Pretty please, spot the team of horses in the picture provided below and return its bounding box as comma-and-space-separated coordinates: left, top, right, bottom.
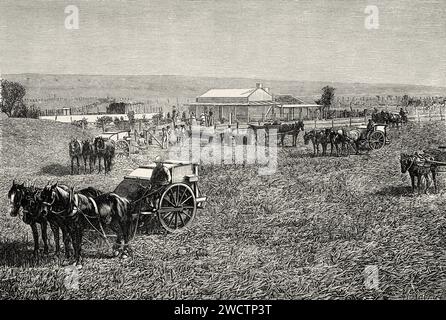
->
69, 136, 115, 174
400, 152, 440, 194
372, 110, 407, 127
8, 180, 138, 268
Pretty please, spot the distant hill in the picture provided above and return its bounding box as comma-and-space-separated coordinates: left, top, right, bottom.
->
4, 74, 446, 106
0, 117, 93, 175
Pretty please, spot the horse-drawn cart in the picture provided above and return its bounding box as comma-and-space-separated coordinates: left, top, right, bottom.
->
423, 147, 446, 173
97, 130, 131, 157
343, 124, 388, 155
113, 160, 206, 232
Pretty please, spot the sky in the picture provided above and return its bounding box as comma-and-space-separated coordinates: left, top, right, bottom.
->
0, 0, 445, 86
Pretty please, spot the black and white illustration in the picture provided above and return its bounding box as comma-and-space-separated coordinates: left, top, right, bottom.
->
0, 0, 445, 300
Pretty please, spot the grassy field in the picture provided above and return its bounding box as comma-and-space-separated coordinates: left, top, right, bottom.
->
0, 117, 445, 299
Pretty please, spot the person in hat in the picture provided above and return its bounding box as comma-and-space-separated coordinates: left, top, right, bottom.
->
150, 155, 171, 187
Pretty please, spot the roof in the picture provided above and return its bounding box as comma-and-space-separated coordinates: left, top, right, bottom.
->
274, 95, 305, 104
280, 104, 321, 108
186, 101, 279, 106
199, 88, 257, 98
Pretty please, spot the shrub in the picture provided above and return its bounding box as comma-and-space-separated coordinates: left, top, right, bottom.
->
72, 117, 88, 129
96, 116, 113, 128
13, 103, 40, 119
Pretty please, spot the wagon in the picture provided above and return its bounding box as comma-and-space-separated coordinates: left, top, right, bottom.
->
343, 124, 388, 155
362, 124, 388, 150
96, 130, 131, 157
422, 146, 446, 173
113, 160, 206, 232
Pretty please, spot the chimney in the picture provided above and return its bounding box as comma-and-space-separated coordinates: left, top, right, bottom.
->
256, 83, 263, 89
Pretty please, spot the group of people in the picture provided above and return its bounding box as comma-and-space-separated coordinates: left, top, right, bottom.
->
161, 124, 188, 148
189, 110, 214, 127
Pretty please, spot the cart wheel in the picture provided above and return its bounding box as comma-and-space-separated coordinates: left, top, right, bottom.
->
157, 183, 197, 233
116, 139, 130, 157
369, 131, 385, 150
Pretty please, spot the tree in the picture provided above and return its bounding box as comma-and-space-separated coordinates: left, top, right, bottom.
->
96, 116, 113, 130
315, 86, 335, 119
1, 80, 26, 117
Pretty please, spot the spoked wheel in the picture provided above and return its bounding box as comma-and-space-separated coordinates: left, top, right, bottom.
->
157, 183, 197, 233
116, 139, 130, 157
368, 131, 385, 150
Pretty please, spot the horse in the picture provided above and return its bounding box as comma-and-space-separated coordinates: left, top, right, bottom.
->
278, 121, 305, 147
303, 129, 330, 156
38, 183, 103, 267
388, 113, 401, 128
69, 138, 83, 174
81, 140, 96, 174
94, 137, 115, 174
8, 181, 53, 257
400, 153, 437, 194
325, 128, 349, 157
69, 188, 137, 261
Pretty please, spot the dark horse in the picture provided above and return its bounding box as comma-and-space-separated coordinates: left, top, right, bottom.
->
278, 120, 305, 147
69, 188, 137, 260
400, 153, 438, 194
327, 128, 351, 157
69, 138, 82, 174
39, 183, 131, 268
81, 140, 96, 174
94, 137, 115, 174
38, 183, 103, 267
303, 129, 330, 156
8, 181, 55, 257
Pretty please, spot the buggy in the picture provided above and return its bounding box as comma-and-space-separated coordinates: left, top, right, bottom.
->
342, 124, 389, 155
96, 130, 131, 157
113, 160, 206, 232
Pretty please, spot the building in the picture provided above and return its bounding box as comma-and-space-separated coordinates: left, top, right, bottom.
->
186, 83, 279, 123
273, 95, 321, 120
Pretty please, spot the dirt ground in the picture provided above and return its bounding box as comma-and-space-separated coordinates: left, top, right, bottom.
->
0, 118, 445, 299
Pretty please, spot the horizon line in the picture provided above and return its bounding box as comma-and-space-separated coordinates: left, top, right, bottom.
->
2, 72, 446, 90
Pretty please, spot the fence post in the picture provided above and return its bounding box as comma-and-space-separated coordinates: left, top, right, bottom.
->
314, 118, 317, 129
332, 118, 334, 128
349, 116, 352, 127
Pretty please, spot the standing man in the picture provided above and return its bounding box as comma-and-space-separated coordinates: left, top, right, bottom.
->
161, 127, 168, 149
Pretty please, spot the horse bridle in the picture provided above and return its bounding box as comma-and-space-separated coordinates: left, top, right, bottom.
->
402, 156, 415, 172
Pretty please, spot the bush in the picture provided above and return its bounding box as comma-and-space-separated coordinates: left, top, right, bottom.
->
13, 103, 40, 119
72, 117, 88, 129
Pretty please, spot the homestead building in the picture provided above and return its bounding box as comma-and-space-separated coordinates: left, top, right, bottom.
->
186, 83, 278, 123
186, 83, 321, 123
